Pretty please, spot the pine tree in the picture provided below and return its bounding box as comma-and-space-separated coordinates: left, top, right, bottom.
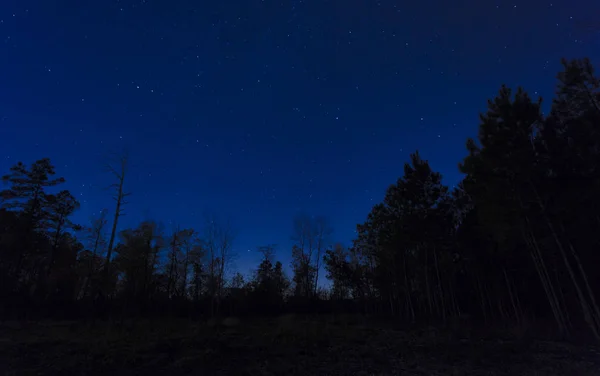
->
537, 58, 600, 338
0, 158, 66, 289
459, 85, 569, 334
1, 158, 65, 228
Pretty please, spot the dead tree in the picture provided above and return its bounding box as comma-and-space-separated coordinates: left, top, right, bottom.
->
102, 153, 131, 297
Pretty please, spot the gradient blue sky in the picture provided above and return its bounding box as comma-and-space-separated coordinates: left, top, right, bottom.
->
1, 0, 598, 276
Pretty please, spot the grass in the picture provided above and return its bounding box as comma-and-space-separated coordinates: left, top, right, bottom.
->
0, 315, 598, 375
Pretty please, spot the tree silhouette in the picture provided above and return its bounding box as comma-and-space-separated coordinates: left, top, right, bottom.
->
103, 153, 131, 297
0, 57, 599, 343
0, 158, 69, 297
251, 245, 290, 313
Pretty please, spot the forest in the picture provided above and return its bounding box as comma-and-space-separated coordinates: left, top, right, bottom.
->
1, 58, 600, 374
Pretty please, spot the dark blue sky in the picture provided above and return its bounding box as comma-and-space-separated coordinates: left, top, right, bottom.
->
1, 0, 598, 276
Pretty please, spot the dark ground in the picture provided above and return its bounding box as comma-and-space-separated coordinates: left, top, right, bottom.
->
0, 315, 598, 375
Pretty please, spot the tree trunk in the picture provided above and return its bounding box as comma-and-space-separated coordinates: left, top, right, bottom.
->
476, 274, 488, 323
530, 182, 599, 339
525, 226, 567, 336
81, 225, 102, 300
563, 227, 600, 330
503, 268, 521, 324
167, 233, 178, 299
104, 179, 124, 293
433, 245, 446, 323
181, 253, 189, 298
424, 247, 433, 318
403, 256, 415, 322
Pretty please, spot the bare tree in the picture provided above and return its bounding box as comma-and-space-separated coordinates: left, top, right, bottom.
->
257, 244, 277, 263
203, 213, 236, 315
179, 229, 202, 298
313, 215, 332, 295
291, 213, 317, 298
163, 226, 201, 299
102, 153, 131, 295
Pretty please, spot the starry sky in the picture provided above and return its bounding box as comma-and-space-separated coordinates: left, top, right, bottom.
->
0, 0, 598, 276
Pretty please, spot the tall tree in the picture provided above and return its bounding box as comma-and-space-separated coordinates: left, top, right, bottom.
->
178, 229, 202, 299
460, 85, 569, 334
203, 213, 235, 315
536, 58, 600, 338
0, 158, 66, 289
323, 243, 352, 300
290, 214, 325, 299
0, 158, 65, 230
350, 151, 455, 320
103, 153, 131, 294
312, 216, 332, 295
114, 221, 164, 304
291, 244, 316, 299
166, 227, 183, 299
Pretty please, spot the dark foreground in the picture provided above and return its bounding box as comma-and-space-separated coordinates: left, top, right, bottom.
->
0, 316, 598, 375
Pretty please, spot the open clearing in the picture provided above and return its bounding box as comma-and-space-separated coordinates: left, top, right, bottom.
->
0, 317, 598, 375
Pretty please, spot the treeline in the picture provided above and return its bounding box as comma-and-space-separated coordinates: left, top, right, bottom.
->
1, 58, 599, 341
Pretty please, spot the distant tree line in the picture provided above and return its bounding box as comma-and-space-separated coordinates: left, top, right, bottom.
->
1, 58, 599, 341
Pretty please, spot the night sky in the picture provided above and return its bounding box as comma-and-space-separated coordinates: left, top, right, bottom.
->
1, 1, 598, 276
